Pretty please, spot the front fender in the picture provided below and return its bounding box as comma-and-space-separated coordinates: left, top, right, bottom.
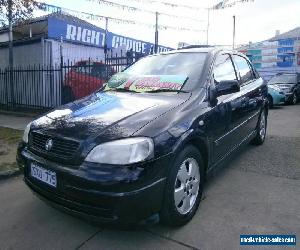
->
171, 128, 210, 168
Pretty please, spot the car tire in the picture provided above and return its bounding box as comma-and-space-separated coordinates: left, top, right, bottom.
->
267, 95, 273, 109
251, 109, 267, 145
290, 92, 297, 105
160, 145, 204, 226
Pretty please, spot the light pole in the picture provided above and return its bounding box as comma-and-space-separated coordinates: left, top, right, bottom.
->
104, 17, 108, 57
232, 15, 236, 49
8, 0, 13, 69
206, 8, 210, 45
154, 11, 159, 53
8, 0, 15, 107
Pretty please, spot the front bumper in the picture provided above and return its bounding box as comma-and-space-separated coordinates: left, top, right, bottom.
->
272, 93, 286, 105
17, 143, 171, 224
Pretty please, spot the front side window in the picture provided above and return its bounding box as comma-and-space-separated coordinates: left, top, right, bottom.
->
213, 54, 237, 84
232, 55, 254, 84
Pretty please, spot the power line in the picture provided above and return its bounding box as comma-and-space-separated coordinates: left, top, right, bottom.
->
38, 3, 206, 32
211, 0, 255, 10
116, 0, 206, 11
85, 0, 206, 23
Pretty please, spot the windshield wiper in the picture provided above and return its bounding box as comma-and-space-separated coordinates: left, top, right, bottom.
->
105, 88, 139, 93
145, 89, 189, 93
104, 88, 189, 94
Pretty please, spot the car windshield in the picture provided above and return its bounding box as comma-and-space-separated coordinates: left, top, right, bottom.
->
268, 74, 297, 84
105, 52, 207, 92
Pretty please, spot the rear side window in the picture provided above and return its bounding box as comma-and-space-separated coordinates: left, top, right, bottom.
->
213, 54, 237, 84
74, 62, 91, 75
232, 55, 254, 84
91, 64, 106, 78
91, 65, 115, 79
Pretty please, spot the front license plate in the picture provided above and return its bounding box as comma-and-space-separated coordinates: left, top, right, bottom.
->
30, 163, 57, 188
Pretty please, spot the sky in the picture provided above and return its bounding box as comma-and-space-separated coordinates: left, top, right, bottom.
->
35, 0, 300, 48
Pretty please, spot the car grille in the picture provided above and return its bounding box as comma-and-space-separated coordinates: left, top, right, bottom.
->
29, 131, 80, 160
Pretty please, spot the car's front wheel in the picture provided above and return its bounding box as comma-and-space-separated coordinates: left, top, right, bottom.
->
160, 145, 204, 226
291, 92, 297, 105
251, 109, 267, 145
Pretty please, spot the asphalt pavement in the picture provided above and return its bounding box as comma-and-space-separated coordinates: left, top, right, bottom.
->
0, 104, 299, 250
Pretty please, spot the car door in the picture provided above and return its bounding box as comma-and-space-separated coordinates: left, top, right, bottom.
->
232, 54, 263, 140
209, 53, 240, 163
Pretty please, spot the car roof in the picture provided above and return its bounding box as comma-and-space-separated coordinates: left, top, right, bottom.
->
161, 47, 217, 55
158, 46, 244, 58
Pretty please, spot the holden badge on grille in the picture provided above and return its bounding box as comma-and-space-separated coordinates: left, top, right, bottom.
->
45, 139, 53, 151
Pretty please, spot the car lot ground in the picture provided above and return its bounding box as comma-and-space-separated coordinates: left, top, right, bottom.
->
0, 104, 299, 250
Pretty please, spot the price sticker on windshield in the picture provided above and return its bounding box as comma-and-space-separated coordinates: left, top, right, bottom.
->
106, 73, 188, 92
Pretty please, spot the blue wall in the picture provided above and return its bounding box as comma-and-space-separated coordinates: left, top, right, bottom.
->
48, 17, 173, 55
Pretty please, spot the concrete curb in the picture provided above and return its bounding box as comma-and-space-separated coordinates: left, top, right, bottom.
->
0, 114, 35, 130
0, 110, 40, 118
0, 168, 22, 180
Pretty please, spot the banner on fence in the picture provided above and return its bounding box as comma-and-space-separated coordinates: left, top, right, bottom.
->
48, 17, 173, 54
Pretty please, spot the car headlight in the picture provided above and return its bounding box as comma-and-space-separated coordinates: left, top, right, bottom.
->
85, 137, 154, 165
22, 122, 32, 143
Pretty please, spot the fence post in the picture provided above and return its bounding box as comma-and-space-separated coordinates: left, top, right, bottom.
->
9, 66, 15, 109
4, 68, 9, 110
60, 54, 64, 105
126, 49, 134, 66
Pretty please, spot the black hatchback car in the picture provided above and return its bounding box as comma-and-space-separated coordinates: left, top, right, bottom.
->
17, 47, 268, 226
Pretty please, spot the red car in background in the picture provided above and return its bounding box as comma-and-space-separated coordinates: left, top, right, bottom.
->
63, 61, 115, 102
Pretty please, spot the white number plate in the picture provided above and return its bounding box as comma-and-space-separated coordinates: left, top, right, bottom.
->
30, 163, 57, 188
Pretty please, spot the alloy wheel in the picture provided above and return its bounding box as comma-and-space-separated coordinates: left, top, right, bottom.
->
292, 93, 297, 105
174, 158, 200, 215
259, 112, 266, 140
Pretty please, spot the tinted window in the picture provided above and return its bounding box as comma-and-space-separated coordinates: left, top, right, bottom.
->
232, 55, 253, 84
213, 54, 237, 83
268, 74, 297, 84
74, 63, 114, 79
91, 64, 114, 79
74, 62, 90, 75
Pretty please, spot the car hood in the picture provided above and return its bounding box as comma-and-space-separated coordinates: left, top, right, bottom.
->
31, 91, 191, 141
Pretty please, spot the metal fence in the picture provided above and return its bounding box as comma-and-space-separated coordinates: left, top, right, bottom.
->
105, 49, 144, 72
0, 51, 144, 112
0, 65, 61, 111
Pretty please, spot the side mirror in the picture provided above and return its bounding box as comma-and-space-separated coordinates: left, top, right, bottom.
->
216, 80, 240, 97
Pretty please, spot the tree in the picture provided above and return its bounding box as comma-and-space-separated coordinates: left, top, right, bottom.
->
0, 0, 39, 26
